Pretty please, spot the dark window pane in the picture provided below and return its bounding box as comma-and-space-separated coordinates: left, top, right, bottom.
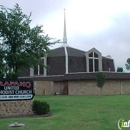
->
89, 59, 93, 72
40, 66, 43, 74
95, 59, 99, 71
94, 52, 98, 58
34, 66, 38, 75
40, 59, 44, 74
107, 61, 110, 68
89, 52, 93, 57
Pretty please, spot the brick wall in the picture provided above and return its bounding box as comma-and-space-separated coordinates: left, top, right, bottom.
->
68, 80, 99, 95
53, 81, 68, 94
121, 79, 130, 94
0, 100, 33, 117
33, 79, 130, 96
34, 81, 68, 95
34, 81, 53, 95
68, 79, 130, 95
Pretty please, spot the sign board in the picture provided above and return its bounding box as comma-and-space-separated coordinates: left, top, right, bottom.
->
0, 80, 34, 101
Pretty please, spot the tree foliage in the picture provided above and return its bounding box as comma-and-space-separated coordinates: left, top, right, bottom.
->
0, 4, 57, 79
117, 67, 123, 72
96, 72, 106, 95
125, 58, 130, 70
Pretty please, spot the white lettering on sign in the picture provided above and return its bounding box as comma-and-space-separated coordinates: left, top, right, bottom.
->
0, 95, 33, 100
4, 86, 19, 90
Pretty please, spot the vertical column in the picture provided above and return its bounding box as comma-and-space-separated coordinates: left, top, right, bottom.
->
38, 65, 40, 75
86, 54, 89, 72
44, 56, 47, 76
64, 47, 68, 74
93, 52, 95, 72
99, 53, 102, 71
30, 67, 34, 76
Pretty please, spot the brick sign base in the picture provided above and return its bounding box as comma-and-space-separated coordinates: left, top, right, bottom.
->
0, 100, 33, 117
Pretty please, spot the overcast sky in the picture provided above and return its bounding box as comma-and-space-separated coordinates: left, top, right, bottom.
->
1, 0, 130, 72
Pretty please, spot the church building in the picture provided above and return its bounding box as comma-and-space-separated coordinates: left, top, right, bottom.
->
20, 9, 115, 77
20, 46, 115, 77
19, 10, 130, 96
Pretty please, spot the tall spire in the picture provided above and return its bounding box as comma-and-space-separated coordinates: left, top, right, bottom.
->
63, 9, 68, 47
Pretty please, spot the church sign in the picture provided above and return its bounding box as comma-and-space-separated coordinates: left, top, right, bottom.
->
0, 80, 34, 101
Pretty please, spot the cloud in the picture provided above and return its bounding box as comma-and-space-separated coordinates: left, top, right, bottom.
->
67, 12, 130, 71
1, 0, 130, 71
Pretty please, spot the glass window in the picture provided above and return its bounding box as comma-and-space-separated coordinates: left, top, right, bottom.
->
40, 65, 43, 74
88, 51, 99, 72
95, 59, 99, 71
89, 59, 93, 72
34, 66, 38, 75
89, 52, 93, 57
94, 52, 98, 58
40, 59, 44, 75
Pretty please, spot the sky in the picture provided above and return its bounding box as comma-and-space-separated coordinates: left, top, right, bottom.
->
0, 0, 130, 72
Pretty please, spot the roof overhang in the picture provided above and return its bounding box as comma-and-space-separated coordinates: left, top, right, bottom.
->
19, 72, 130, 81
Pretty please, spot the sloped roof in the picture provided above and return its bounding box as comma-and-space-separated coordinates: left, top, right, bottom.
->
102, 56, 113, 59
67, 47, 85, 57
48, 46, 86, 57
48, 46, 114, 59
48, 47, 65, 57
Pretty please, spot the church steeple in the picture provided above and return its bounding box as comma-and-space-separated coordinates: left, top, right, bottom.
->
63, 9, 68, 47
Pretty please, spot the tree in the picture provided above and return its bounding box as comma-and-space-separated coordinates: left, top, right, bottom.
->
96, 72, 106, 96
0, 4, 57, 79
125, 58, 130, 70
117, 67, 123, 72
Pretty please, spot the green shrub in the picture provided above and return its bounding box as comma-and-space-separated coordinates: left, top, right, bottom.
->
32, 100, 50, 115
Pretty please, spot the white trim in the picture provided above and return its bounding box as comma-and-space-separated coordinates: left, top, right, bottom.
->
38, 65, 40, 75
105, 55, 112, 59
18, 75, 64, 78
92, 52, 94, 72
44, 56, 47, 76
30, 67, 34, 76
64, 46, 68, 74
85, 48, 102, 72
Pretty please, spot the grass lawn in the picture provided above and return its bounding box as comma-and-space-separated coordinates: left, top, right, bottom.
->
0, 95, 130, 130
